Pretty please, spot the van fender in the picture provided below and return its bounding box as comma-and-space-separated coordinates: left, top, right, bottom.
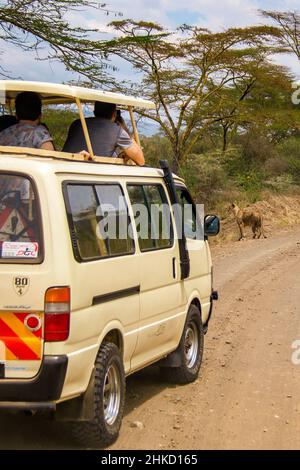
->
187, 288, 214, 325
186, 291, 203, 318
84, 319, 125, 387
96, 320, 125, 356
157, 294, 202, 368
56, 321, 125, 422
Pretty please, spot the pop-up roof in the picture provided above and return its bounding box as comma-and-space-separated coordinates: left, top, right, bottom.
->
0, 80, 155, 109
0, 80, 155, 163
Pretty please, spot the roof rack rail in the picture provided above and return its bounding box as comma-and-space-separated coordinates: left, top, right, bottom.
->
0, 146, 130, 165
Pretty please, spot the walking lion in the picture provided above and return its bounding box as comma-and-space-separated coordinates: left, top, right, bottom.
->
229, 203, 267, 241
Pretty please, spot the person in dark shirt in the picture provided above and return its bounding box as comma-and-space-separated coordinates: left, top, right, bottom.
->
0, 115, 17, 133
63, 101, 145, 166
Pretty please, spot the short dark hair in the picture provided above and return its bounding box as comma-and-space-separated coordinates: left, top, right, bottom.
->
15, 92, 42, 121
94, 101, 116, 119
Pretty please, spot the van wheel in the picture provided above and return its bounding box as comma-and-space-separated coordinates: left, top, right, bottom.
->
164, 305, 204, 384
72, 342, 125, 448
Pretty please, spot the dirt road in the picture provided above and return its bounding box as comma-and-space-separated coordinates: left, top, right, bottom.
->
1, 227, 300, 449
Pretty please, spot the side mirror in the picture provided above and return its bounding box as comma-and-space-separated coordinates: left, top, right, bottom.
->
204, 214, 220, 237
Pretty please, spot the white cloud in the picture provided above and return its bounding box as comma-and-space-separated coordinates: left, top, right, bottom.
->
0, 41, 72, 82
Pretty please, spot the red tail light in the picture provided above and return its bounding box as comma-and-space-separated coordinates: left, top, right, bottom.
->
44, 287, 70, 342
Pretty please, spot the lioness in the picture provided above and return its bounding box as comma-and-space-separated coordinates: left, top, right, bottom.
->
229, 203, 267, 241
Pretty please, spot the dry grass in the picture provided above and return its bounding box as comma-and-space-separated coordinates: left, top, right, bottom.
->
211, 193, 300, 245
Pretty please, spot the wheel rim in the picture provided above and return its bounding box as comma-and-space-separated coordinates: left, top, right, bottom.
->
103, 363, 121, 426
184, 321, 199, 368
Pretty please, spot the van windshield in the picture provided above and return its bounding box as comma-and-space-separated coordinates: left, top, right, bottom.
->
0, 174, 42, 262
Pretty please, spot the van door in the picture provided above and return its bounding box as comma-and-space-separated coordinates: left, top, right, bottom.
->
63, 181, 140, 375
127, 182, 185, 369
175, 185, 212, 323
0, 173, 44, 379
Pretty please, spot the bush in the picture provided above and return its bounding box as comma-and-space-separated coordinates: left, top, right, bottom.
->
277, 137, 300, 183
236, 130, 278, 165
264, 157, 289, 176
43, 106, 78, 150
180, 153, 230, 206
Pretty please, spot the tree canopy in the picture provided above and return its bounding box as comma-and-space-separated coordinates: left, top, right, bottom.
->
0, 0, 122, 81
261, 10, 300, 62
107, 20, 280, 170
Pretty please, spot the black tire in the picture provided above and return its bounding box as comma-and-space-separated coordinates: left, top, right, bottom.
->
72, 342, 125, 448
164, 305, 204, 384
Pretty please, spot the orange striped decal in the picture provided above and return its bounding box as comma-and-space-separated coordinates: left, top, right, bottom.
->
0, 312, 43, 361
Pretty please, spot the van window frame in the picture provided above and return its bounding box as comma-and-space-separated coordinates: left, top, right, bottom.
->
126, 182, 175, 253
175, 184, 204, 241
62, 180, 136, 263
0, 171, 44, 265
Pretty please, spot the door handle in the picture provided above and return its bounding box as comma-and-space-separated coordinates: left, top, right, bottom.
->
172, 257, 176, 279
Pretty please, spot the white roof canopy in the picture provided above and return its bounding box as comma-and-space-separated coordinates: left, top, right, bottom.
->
0, 80, 156, 109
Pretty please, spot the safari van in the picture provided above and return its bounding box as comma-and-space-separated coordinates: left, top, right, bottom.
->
0, 81, 219, 447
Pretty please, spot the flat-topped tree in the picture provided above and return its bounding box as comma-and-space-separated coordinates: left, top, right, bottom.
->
0, 0, 122, 82
207, 61, 298, 152
108, 20, 279, 172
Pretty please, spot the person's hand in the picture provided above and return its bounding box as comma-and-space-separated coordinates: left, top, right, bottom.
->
78, 150, 92, 161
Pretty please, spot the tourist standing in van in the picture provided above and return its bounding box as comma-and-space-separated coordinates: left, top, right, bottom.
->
0, 92, 54, 150
0, 115, 17, 133
63, 101, 145, 166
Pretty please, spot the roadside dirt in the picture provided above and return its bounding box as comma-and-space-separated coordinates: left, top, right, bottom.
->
1, 226, 300, 450
215, 194, 300, 243
110, 226, 300, 450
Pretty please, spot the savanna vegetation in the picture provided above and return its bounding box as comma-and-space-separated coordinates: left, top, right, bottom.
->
1, 2, 300, 217
106, 14, 300, 216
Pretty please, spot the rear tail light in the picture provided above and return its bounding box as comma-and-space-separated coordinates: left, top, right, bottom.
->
44, 287, 70, 342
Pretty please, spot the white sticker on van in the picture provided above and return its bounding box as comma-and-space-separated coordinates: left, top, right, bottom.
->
2, 242, 39, 258
0, 340, 6, 361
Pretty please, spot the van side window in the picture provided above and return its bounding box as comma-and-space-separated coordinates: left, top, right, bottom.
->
64, 183, 134, 262
176, 186, 203, 240
127, 184, 173, 252
95, 185, 134, 256
0, 173, 43, 263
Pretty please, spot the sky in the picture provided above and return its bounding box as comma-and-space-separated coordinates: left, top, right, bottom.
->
1, 0, 300, 84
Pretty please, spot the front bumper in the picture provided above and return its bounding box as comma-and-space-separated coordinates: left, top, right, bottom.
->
0, 355, 68, 405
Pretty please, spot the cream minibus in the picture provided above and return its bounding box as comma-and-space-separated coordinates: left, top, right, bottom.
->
0, 81, 219, 447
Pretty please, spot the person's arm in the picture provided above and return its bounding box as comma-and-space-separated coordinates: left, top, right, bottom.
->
123, 141, 145, 166
116, 126, 145, 166
40, 141, 55, 151
35, 125, 55, 151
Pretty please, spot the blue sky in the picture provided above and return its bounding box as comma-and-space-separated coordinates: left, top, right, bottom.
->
1, 0, 300, 82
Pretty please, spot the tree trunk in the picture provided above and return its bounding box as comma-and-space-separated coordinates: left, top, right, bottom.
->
172, 156, 179, 174
171, 139, 181, 174
222, 124, 229, 152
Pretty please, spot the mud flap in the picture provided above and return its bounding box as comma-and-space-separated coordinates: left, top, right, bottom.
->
156, 350, 182, 368
56, 368, 96, 422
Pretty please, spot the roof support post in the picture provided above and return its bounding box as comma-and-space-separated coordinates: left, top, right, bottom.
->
75, 98, 94, 159
8, 99, 13, 115
128, 106, 141, 147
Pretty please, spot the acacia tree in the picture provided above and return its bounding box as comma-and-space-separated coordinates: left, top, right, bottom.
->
0, 0, 122, 81
261, 10, 300, 62
108, 20, 277, 171
210, 61, 299, 151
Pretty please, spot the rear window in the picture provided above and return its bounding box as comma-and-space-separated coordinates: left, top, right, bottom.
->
0, 173, 43, 263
